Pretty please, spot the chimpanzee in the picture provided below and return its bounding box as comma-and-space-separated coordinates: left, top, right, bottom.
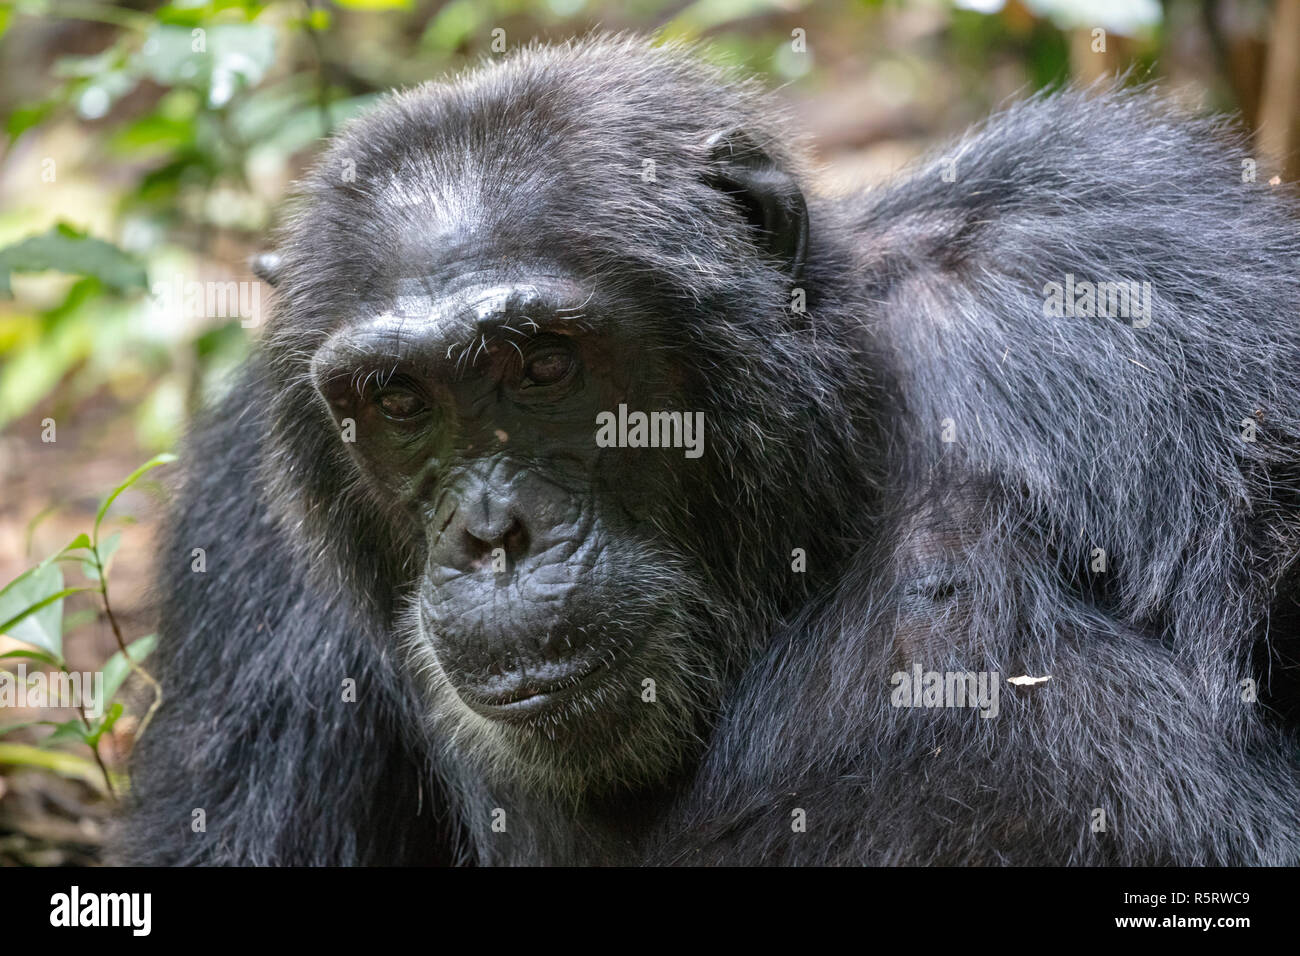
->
116, 35, 1300, 865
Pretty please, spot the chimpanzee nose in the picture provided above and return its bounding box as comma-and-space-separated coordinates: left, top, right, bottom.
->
461, 514, 530, 569
442, 489, 532, 572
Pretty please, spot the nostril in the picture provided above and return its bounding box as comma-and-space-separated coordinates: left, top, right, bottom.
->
461, 528, 490, 559
461, 516, 530, 568
502, 519, 529, 559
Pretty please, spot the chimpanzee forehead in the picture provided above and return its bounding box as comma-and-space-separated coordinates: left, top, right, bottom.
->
343, 48, 756, 198
289, 44, 790, 311
307, 121, 670, 284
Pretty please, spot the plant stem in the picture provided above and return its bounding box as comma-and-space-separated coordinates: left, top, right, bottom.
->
74, 692, 116, 799
93, 549, 163, 742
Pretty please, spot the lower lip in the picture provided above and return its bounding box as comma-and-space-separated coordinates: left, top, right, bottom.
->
464, 659, 612, 720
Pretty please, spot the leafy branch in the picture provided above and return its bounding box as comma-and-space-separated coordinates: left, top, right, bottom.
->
0, 453, 174, 796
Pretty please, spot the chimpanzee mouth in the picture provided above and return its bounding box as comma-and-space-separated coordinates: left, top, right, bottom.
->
457, 655, 617, 722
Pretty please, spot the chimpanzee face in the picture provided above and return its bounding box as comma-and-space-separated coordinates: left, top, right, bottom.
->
265, 59, 809, 797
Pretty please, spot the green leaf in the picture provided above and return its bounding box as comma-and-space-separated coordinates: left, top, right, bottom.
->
247, 93, 381, 158
85, 701, 125, 748
0, 742, 108, 792
136, 23, 276, 107
0, 226, 148, 298
73, 68, 140, 121
84, 530, 123, 583
43, 718, 89, 746
93, 452, 178, 545
102, 633, 158, 703
65, 533, 92, 552
154, 0, 271, 28
0, 587, 93, 650
0, 648, 64, 668
420, 0, 483, 52
0, 534, 90, 607
5, 101, 56, 142
300, 7, 331, 30
0, 563, 76, 656
0, 720, 55, 738
335, 0, 413, 9
108, 112, 196, 157
0, 563, 45, 605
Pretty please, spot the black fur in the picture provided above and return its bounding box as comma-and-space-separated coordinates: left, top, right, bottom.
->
116, 36, 1300, 865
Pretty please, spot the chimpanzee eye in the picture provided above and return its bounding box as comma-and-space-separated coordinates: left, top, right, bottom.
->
375, 388, 427, 420
522, 348, 575, 387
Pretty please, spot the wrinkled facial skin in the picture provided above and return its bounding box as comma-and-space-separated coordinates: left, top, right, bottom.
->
269, 53, 816, 802
308, 269, 721, 798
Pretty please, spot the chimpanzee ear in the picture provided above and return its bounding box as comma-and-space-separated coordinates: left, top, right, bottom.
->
251, 250, 283, 287
703, 129, 808, 283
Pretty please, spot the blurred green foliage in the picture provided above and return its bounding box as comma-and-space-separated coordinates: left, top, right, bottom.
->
0, 0, 1173, 448
0, 453, 173, 795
